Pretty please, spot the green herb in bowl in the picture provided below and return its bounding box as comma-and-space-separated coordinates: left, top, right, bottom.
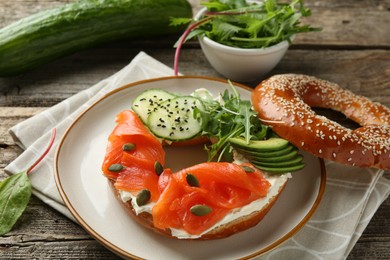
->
171, 0, 321, 80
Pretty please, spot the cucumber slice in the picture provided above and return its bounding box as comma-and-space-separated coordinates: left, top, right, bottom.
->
147, 96, 204, 141
132, 89, 176, 124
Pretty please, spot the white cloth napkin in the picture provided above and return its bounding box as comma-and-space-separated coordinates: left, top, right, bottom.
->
5, 52, 390, 259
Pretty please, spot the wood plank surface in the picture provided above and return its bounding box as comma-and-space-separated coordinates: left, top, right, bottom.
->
1, 0, 389, 48
1, 48, 389, 107
0, 0, 389, 259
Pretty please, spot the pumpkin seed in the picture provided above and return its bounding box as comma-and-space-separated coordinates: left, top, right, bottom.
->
190, 204, 212, 216
108, 163, 124, 172
241, 165, 255, 173
186, 173, 199, 187
136, 189, 151, 206
122, 142, 136, 151
154, 161, 164, 176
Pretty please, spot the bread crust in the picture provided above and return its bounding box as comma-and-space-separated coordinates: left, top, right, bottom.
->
109, 176, 288, 240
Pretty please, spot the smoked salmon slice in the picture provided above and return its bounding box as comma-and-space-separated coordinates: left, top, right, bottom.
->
153, 162, 271, 235
114, 166, 160, 202
101, 110, 164, 200
102, 109, 272, 236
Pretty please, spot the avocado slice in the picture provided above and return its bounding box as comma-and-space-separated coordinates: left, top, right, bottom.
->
249, 150, 300, 163
252, 155, 303, 167
252, 162, 305, 174
234, 145, 296, 159
229, 137, 290, 152
229, 137, 305, 173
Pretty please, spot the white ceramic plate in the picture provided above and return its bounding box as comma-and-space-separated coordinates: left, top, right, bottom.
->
55, 76, 326, 260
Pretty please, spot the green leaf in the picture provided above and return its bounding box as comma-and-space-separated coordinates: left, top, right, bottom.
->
265, 0, 277, 13
241, 102, 252, 144
193, 81, 271, 161
173, 0, 321, 49
211, 18, 242, 41
0, 171, 32, 236
202, 0, 247, 11
202, 1, 230, 11
173, 28, 206, 48
0, 128, 56, 236
169, 17, 192, 27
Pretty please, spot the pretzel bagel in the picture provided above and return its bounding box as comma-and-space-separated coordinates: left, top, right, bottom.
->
251, 74, 390, 169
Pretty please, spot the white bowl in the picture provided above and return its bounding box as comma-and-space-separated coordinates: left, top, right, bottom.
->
195, 8, 291, 82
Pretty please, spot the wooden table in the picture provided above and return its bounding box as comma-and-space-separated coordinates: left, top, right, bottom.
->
1, 0, 389, 259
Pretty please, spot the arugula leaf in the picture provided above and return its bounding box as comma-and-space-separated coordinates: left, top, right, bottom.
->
265, 0, 277, 13
240, 101, 252, 144
193, 83, 269, 161
202, 0, 248, 10
172, 0, 321, 49
209, 19, 242, 41
169, 17, 193, 27
0, 171, 31, 236
201, 1, 231, 11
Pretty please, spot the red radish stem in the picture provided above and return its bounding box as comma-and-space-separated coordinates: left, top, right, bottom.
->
27, 128, 57, 174
174, 17, 211, 76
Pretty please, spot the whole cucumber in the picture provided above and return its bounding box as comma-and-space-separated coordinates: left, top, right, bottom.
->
0, 0, 192, 76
